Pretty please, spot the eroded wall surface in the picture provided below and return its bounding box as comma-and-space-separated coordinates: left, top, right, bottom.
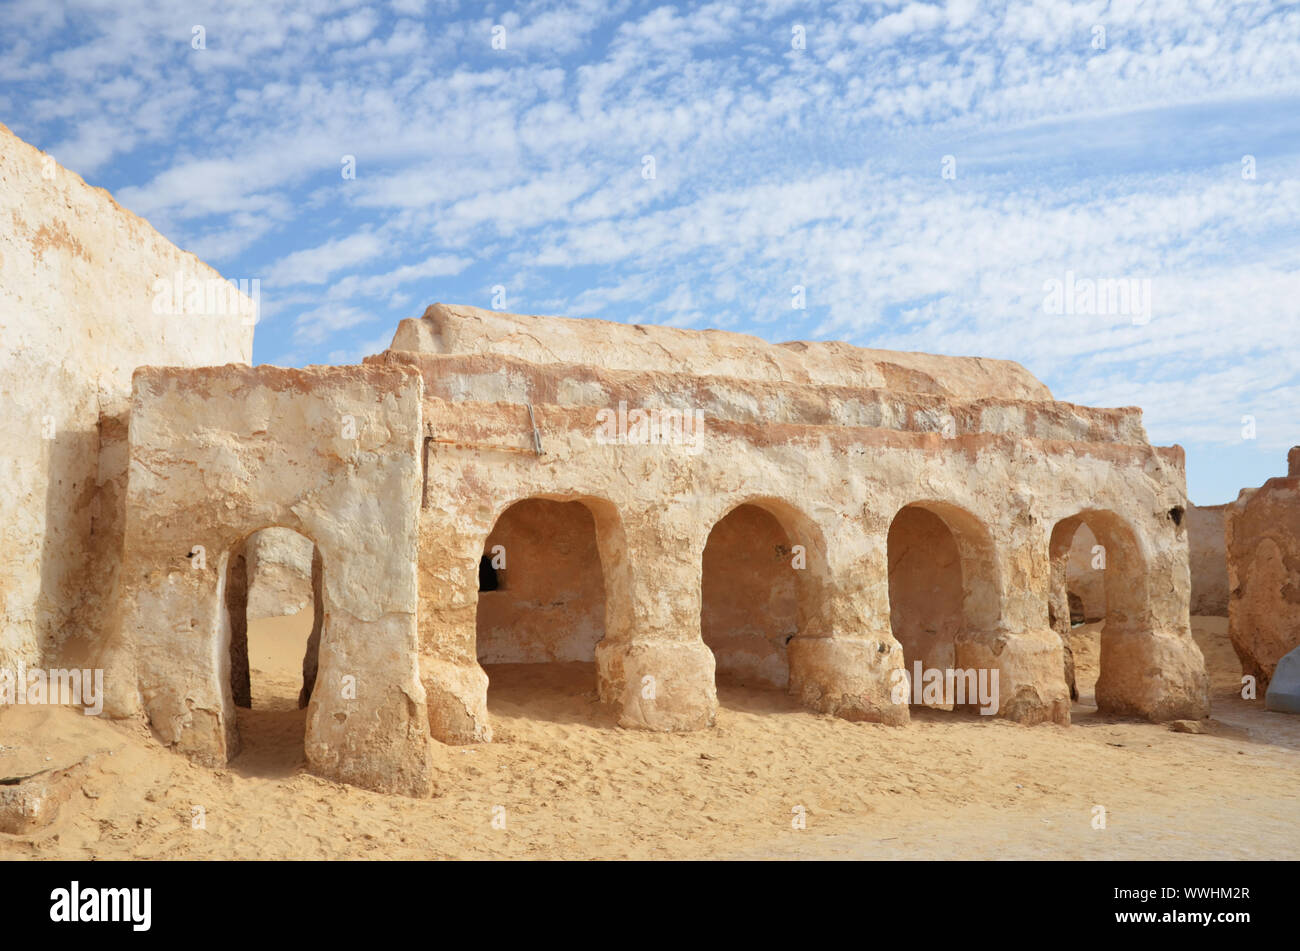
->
0, 122, 252, 673
114, 364, 432, 796
1188, 502, 1229, 617
99, 301, 1213, 795
378, 304, 1208, 743
392, 303, 1054, 401
1226, 450, 1300, 690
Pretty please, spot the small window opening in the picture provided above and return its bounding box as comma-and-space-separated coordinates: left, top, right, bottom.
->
479, 555, 500, 592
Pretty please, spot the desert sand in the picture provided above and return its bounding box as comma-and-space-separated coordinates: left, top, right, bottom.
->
2, 616, 1297, 860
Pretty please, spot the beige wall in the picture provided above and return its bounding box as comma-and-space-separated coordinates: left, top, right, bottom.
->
104, 306, 1212, 794
1188, 503, 1229, 616
0, 123, 252, 672
393, 303, 1055, 401
245, 527, 315, 620
396, 336, 1207, 739
114, 364, 430, 796
1226, 452, 1300, 689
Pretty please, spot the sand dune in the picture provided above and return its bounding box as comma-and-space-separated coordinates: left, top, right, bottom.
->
3, 616, 1298, 860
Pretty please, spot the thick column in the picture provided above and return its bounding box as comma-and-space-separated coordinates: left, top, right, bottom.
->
129, 558, 237, 765
787, 524, 909, 725
595, 505, 717, 731
956, 624, 1072, 725
1097, 627, 1209, 720
959, 521, 1071, 726
418, 513, 492, 744
1089, 509, 1209, 721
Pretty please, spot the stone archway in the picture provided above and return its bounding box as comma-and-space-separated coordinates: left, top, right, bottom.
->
696, 496, 836, 715
1049, 510, 1148, 714
700, 503, 801, 690
473, 496, 623, 725
119, 363, 432, 796
887, 501, 1001, 712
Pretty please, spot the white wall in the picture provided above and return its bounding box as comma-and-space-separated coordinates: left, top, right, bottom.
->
0, 122, 253, 671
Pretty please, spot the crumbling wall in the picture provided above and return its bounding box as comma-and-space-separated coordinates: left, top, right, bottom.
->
0, 122, 252, 674
392, 303, 1054, 401
382, 305, 1206, 738
113, 363, 432, 796
1226, 449, 1300, 690
1188, 502, 1229, 616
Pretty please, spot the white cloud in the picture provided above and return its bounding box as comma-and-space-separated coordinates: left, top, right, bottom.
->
293, 303, 375, 345
267, 233, 388, 286
48, 116, 125, 175
4, 0, 1298, 499
326, 253, 473, 300
323, 8, 380, 45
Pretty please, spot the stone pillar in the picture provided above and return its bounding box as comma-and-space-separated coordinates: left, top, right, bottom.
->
962, 522, 1071, 726
1096, 626, 1209, 720
594, 505, 717, 731
957, 624, 1072, 725
786, 524, 909, 725
301, 591, 434, 798
129, 559, 238, 765
418, 512, 492, 744
1092, 510, 1208, 722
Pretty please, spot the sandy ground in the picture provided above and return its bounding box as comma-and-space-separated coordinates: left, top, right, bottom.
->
2, 615, 1298, 860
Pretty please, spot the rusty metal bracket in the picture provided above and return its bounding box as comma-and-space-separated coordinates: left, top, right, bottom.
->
421, 429, 435, 509
526, 402, 544, 456
421, 407, 544, 509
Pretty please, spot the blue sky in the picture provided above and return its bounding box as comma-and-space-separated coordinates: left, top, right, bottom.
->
3, 0, 1298, 504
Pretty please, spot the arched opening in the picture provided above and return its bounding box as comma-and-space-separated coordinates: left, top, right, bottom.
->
1050, 520, 1108, 705
887, 502, 999, 712
1064, 523, 1108, 628
225, 527, 322, 773
474, 498, 609, 723
1049, 510, 1146, 713
700, 504, 800, 691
